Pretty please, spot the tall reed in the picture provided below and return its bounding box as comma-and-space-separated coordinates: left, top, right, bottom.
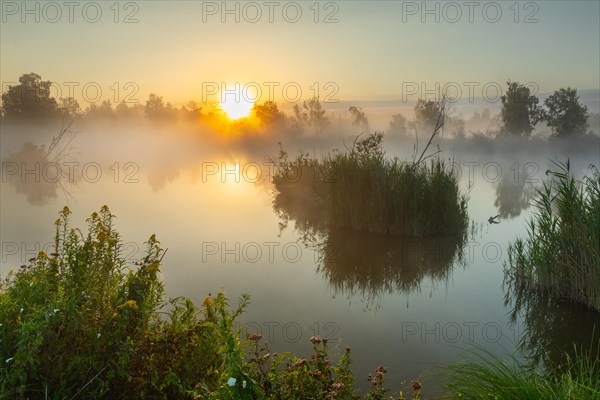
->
443, 344, 600, 399
272, 133, 469, 236
505, 159, 600, 310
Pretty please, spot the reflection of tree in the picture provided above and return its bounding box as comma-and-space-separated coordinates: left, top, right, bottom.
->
273, 188, 466, 308
504, 283, 600, 372
494, 174, 535, 219
4, 123, 77, 204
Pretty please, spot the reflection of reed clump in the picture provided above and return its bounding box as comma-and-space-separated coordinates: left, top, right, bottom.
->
504, 287, 600, 374
273, 169, 467, 305
317, 229, 465, 302
273, 171, 327, 241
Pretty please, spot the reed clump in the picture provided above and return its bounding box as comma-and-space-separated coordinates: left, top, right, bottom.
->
443, 344, 600, 399
272, 132, 469, 236
505, 159, 600, 311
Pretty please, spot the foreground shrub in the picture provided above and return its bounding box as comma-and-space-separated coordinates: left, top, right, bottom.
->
0, 207, 423, 399
0, 206, 253, 399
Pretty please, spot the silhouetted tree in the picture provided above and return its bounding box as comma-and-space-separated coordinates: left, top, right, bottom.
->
292, 97, 329, 134
446, 115, 466, 137
414, 99, 444, 134
387, 113, 408, 136
1, 73, 60, 120
180, 101, 203, 121
144, 93, 176, 120
348, 106, 369, 132
58, 97, 82, 119
114, 102, 138, 119
253, 101, 283, 125
542, 87, 589, 137
85, 100, 115, 119
500, 81, 542, 136
467, 108, 492, 132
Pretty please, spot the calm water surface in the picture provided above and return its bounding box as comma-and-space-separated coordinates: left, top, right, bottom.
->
2, 124, 599, 396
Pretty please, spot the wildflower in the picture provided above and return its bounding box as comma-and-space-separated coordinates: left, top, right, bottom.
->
310, 335, 322, 344
242, 380, 247, 389
123, 300, 138, 310
29, 282, 33, 287
293, 358, 307, 367
227, 377, 236, 387
97, 333, 101, 339
20, 308, 24, 313
202, 296, 213, 307
247, 333, 263, 342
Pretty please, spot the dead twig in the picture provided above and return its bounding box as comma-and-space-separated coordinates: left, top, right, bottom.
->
414, 94, 447, 165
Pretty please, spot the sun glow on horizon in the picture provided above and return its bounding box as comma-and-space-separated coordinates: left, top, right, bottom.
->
219, 86, 255, 120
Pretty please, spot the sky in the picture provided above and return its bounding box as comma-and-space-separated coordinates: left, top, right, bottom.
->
1, 1, 599, 108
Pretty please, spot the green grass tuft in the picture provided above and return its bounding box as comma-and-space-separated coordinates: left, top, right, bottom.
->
443, 344, 600, 400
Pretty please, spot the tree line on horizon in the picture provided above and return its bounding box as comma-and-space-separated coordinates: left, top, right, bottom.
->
1, 73, 597, 139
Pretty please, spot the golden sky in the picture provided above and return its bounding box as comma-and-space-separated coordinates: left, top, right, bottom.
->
1, 1, 599, 108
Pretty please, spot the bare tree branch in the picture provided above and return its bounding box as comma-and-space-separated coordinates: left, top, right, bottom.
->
414, 94, 447, 165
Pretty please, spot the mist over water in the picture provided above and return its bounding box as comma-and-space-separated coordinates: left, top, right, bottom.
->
2, 0, 599, 396
2, 114, 598, 395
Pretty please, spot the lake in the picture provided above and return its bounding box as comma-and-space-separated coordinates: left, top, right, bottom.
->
1, 121, 599, 396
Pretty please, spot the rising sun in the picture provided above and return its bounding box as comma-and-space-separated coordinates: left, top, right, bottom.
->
219, 87, 254, 120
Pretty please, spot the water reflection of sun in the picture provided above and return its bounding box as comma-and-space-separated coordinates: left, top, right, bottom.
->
219, 86, 254, 120
200, 160, 257, 196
